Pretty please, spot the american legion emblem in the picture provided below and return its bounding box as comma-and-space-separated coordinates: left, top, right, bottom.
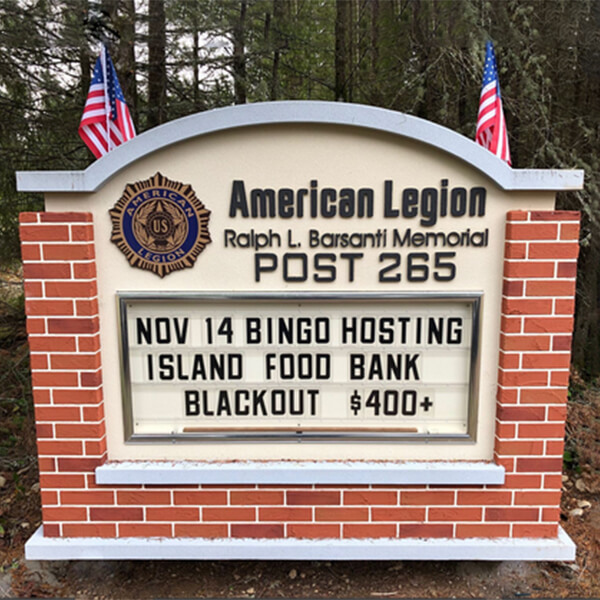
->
109, 172, 211, 277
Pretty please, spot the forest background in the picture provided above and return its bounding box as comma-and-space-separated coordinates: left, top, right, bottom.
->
1, 0, 600, 376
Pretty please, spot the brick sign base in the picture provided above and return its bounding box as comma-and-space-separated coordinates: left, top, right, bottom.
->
19, 208, 579, 560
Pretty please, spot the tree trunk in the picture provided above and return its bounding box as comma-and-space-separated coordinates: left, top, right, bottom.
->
147, 0, 167, 127
335, 0, 350, 101
121, 0, 138, 127
232, 0, 247, 104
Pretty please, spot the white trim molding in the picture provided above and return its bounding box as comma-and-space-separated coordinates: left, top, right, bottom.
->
25, 526, 575, 561
95, 460, 505, 486
16, 101, 583, 193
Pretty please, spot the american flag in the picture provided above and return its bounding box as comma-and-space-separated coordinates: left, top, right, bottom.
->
476, 41, 511, 165
79, 45, 136, 159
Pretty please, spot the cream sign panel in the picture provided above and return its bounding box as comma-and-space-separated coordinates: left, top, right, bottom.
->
43, 122, 557, 461
121, 295, 479, 441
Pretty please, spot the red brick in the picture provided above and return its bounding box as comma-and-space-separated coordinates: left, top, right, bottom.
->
38, 457, 56, 472
552, 335, 572, 351
90, 507, 143, 521
29, 335, 77, 352
506, 223, 558, 240
119, 524, 172, 537
524, 317, 574, 334
500, 334, 550, 352
520, 389, 566, 404
497, 406, 545, 422
542, 507, 561, 521
498, 353, 520, 369
544, 474, 564, 490
502, 298, 553, 315
23, 263, 71, 279
504, 242, 527, 259
259, 507, 312, 521
513, 523, 557, 538
203, 507, 256, 521
43, 244, 95, 261
502, 474, 542, 489
42, 506, 87, 521
55, 423, 104, 438
486, 507, 539, 521
85, 439, 107, 455
457, 491, 512, 505
527, 242, 579, 260
555, 299, 575, 314
57, 457, 103, 472
503, 280, 524, 296
514, 491, 561, 505
521, 353, 571, 369
32, 372, 79, 388
315, 507, 368, 521
20, 225, 69, 242
173, 491, 227, 505
287, 523, 340, 538
41, 490, 58, 505
429, 507, 482, 521
45, 281, 97, 298
19, 213, 39, 223
36, 423, 53, 438
73, 263, 97, 279
343, 524, 396, 538
507, 211, 528, 222
494, 457, 514, 472
71, 225, 95, 241
21, 244, 41, 261
399, 524, 452, 538
53, 389, 103, 404
40, 212, 92, 223
518, 423, 565, 438
26, 319, 46, 334
371, 507, 426, 521
61, 491, 114, 505
50, 353, 101, 370
116, 491, 171, 505
174, 524, 228, 537
230, 491, 284, 505
498, 371, 548, 387
546, 440, 565, 455
47, 317, 98, 334
504, 261, 554, 278
83, 406, 105, 421
63, 523, 116, 538
548, 406, 567, 421
146, 507, 199, 521
496, 422, 516, 438
456, 524, 510, 538
38, 440, 82, 455
80, 371, 102, 387
33, 389, 51, 405
76, 299, 99, 316
40, 473, 86, 488
231, 524, 284, 538
343, 491, 397, 505
526, 280, 576, 297
24, 281, 43, 298
495, 440, 544, 456
287, 490, 340, 505
516, 457, 563, 472
560, 222, 580, 240
30, 354, 49, 370
43, 523, 60, 537
550, 371, 570, 386
497, 388, 518, 404
557, 262, 578, 278
401, 491, 454, 505
530, 211, 579, 222
78, 335, 101, 352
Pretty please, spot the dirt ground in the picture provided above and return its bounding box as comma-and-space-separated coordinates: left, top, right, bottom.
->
1, 272, 600, 599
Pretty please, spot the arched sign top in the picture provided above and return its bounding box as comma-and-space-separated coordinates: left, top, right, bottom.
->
16, 101, 583, 193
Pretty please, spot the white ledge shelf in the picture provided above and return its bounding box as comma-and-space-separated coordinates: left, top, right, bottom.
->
95, 461, 505, 486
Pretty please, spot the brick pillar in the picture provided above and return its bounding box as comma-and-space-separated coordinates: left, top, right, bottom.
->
20, 212, 107, 538
495, 210, 580, 537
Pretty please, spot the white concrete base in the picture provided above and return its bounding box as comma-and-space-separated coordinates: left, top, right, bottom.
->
25, 526, 575, 562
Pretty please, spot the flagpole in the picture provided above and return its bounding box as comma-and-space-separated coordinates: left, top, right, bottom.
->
100, 44, 112, 152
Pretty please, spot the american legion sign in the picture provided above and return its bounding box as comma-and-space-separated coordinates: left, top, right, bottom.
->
17, 102, 583, 560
